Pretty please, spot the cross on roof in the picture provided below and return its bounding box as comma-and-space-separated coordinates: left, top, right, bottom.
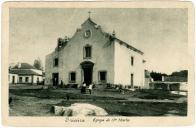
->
88, 11, 91, 18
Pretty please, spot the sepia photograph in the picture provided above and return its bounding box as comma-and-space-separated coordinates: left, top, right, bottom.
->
1, 1, 194, 127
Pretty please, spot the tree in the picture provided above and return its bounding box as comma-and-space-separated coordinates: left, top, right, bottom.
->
170, 70, 188, 77
33, 58, 43, 70
150, 71, 168, 81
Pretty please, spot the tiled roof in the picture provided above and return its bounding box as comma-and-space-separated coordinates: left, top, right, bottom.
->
12, 63, 36, 69
114, 37, 144, 55
9, 69, 41, 76
102, 32, 144, 55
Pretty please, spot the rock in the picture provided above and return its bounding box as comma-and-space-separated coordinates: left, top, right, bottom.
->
52, 103, 108, 116
68, 103, 108, 116
53, 106, 65, 116
63, 108, 72, 116
71, 108, 96, 116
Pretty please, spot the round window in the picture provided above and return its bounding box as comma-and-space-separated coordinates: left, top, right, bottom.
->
84, 30, 91, 38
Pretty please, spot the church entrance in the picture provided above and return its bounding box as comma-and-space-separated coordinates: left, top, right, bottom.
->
83, 67, 92, 85
80, 61, 94, 86
52, 73, 59, 86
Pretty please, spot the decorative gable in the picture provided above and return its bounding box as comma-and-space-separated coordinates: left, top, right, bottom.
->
54, 17, 143, 55
81, 18, 97, 27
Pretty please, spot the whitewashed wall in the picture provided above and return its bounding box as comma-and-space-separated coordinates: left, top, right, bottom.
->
18, 75, 32, 83
114, 40, 145, 87
9, 74, 18, 84
45, 20, 114, 85
32, 75, 43, 84
45, 19, 145, 87
16, 75, 43, 84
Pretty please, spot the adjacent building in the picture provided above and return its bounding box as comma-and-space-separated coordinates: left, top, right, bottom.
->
9, 63, 44, 84
45, 17, 147, 88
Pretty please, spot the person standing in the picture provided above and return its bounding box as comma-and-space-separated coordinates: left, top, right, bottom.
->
60, 80, 64, 88
83, 82, 86, 93
88, 83, 93, 94
81, 82, 86, 94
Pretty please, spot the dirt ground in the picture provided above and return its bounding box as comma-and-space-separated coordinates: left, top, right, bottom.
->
9, 84, 187, 116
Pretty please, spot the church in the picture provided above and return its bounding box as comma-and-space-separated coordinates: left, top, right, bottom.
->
45, 15, 146, 88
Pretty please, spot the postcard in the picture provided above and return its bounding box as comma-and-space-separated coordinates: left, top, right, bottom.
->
1, 1, 195, 127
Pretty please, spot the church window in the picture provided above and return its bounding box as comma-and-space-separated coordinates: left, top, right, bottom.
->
69, 72, 76, 83
84, 45, 92, 58
131, 56, 134, 66
99, 71, 107, 82
54, 58, 58, 67
84, 29, 91, 38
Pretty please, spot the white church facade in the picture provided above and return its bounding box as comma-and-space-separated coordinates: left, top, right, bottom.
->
45, 17, 146, 88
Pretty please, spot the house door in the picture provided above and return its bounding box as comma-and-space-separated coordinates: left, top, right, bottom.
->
52, 73, 59, 86
12, 76, 15, 84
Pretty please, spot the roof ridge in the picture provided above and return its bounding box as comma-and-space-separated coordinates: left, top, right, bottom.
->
9, 69, 42, 76
12, 62, 36, 69
82, 18, 144, 55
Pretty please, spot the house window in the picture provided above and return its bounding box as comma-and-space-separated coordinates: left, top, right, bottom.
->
99, 71, 107, 82
69, 72, 76, 83
19, 77, 22, 83
131, 73, 134, 87
12, 76, 15, 84
84, 45, 92, 58
54, 58, 58, 67
25, 77, 29, 82
37, 77, 39, 83
131, 56, 134, 66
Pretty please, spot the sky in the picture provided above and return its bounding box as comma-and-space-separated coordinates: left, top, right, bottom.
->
9, 8, 188, 74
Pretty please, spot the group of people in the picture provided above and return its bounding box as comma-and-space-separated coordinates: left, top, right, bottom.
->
81, 82, 94, 94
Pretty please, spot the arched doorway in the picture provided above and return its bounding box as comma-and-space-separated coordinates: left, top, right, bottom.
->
80, 61, 94, 86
